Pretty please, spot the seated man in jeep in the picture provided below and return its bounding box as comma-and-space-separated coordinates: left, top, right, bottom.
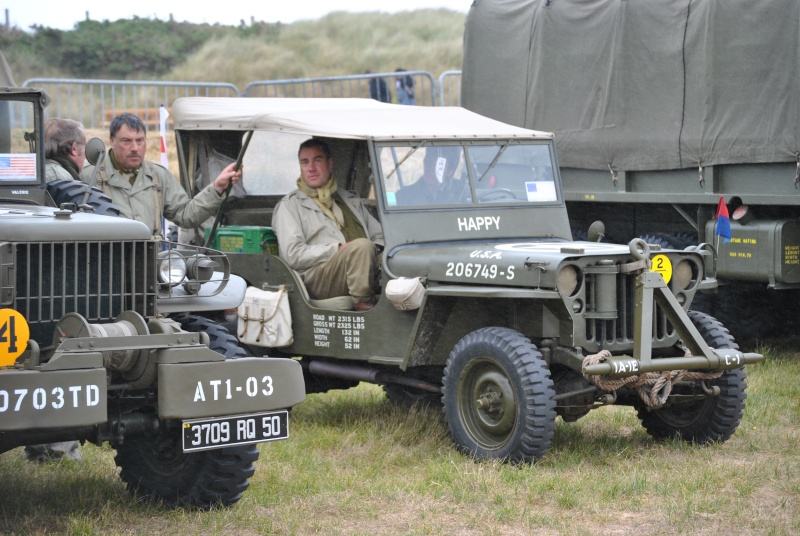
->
44, 118, 86, 182
272, 139, 384, 311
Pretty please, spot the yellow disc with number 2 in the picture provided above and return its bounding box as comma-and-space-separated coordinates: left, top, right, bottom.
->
650, 254, 673, 284
0, 309, 30, 366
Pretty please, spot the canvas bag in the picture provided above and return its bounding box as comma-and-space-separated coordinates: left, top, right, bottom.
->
385, 277, 425, 311
237, 286, 293, 348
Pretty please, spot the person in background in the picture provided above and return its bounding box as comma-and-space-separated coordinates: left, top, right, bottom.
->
395, 146, 464, 206
366, 69, 391, 103
80, 113, 242, 239
43, 118, 86, 182
394, 68, 415, 105
272, 138, 384, 311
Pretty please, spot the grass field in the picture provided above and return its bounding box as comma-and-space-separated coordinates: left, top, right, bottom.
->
1, 339, 797, 535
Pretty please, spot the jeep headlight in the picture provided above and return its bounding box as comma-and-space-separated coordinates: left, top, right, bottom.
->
158, 251, 186, 286
673, 259, 693, 290
185, 255, 218, 283
182, 255, 219, 294
557, 265, 580, 296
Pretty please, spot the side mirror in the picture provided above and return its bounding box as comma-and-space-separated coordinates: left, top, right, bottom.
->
85, 137, 106, 166
82, 137, 107, 207
588, 221, 606, 242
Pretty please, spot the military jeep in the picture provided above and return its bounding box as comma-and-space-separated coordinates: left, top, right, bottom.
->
171, 97, 762, 463
0, 59, 305, 508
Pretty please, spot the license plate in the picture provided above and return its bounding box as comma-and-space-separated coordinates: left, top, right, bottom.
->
182, 410, 288, 452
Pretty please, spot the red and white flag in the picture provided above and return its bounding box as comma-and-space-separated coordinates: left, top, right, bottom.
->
159, 105, 169, 168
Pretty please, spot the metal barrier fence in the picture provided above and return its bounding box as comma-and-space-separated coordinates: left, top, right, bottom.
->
438, 70, 462, 107
21, 71, 463, 129
20, 78, 239, 131
243, 70, 437, 106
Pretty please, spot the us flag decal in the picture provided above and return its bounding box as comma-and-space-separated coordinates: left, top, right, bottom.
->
0, 154, 36, 179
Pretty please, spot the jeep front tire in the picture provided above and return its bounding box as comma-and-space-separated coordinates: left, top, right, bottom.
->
636, 311, 748, 444
442, 327, 556, 463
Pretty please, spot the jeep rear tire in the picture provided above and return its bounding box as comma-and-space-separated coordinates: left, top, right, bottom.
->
46, 179, 120, 216
442, 327, 556, 463
636, 310, 747, 444
114, 315, 255, 508
114, 433, 258, 509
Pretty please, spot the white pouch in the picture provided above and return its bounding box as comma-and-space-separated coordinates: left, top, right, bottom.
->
385, 277, 425, 311
237, 286, 293, 348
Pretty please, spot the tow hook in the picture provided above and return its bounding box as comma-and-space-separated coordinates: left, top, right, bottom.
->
701, 381, 720, 397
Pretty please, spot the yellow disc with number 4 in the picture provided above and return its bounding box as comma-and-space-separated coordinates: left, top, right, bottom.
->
650, 254, 673, 284
0, 309, 30, 366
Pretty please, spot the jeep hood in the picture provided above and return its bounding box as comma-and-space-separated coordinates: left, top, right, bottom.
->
0, 206, 151, 241
388, 241, 633, 290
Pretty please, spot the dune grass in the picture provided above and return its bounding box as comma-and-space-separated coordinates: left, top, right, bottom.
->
161, 10, 464, 92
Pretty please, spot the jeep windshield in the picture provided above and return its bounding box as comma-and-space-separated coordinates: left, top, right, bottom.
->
378, 141, 558, 209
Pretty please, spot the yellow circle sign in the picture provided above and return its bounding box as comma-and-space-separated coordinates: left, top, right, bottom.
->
650, 254, 673, 284
0, 309, 30, 366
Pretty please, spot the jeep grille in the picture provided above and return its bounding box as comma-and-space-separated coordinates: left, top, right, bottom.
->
3, 241, 157, 345
584, 269, 674, 348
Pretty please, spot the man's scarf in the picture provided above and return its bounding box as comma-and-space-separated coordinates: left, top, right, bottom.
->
109, 150, 140, 185
52, 155, 81, 181
296, 176, 344, 229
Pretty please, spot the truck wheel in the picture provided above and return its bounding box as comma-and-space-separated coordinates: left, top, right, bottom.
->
383, 384, 441, 409
46, 179, 120, 216
114, 432, 258, 509
442, 327, 556, 463
114, 315, 255, 508
639, 232, 697, 250
639, 233, 677, 250
636, 310, 747, 444
172, 314, 248, 359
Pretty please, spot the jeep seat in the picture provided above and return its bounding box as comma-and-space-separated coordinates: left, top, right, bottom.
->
306, 292, 355, 311
272, 255, 355, 311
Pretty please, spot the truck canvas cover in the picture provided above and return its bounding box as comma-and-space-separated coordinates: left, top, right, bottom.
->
462, 0, 800, 171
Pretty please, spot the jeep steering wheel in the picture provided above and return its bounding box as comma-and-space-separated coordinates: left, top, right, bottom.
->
478, 188, 517, 202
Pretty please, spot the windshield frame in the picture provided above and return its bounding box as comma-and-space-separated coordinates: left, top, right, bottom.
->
0, 94, 44, 187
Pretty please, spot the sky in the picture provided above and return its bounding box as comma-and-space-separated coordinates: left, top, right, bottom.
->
4, 1, 472, 31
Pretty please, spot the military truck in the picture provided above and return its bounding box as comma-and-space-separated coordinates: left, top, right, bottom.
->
170, 96, 761, 463
460, 0, 800, 339
0, 55, 305, 508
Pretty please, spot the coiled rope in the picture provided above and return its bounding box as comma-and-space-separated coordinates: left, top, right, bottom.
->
582, 350, 723, 408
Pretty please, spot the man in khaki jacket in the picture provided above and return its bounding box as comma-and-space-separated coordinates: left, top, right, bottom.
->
80, 113, 242, 238
272, 139, 384, 311
44, 118, 86, 182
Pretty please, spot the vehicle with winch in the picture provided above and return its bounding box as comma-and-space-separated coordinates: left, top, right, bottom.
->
0, 56, 305, 508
